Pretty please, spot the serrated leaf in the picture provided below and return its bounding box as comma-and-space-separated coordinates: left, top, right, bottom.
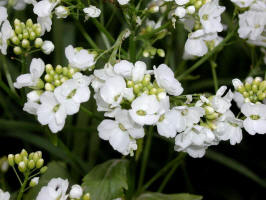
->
82, 159, 129, 200
137, 192, 203, 200
23, 161, 69, 200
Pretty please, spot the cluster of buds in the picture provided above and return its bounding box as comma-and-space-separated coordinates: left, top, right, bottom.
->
44, 64, 79, 91
0, 156, 9, 173
234, 77, 266, 104
143, 47, 165, 58
9, 19, 54, 55
8, 149, 47, 186
126, 74, 166, 101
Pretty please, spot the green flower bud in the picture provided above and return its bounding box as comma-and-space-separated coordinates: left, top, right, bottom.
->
36, 158, 44, 169
14, 19, 21, 26
49, 70, 55, 76
21, 149, 28, 157
18, 162, 26, 173
11, 36, 20, 45
21, 39, 30, 48
143, 50, 149, 57
149, 47, 157, 56
34, 38, 43, 48
45, 83, 55, 91
149, 88, 157, 95
62, 67, 69, 76
14, 154, 22, 164
28, 160, 35, 170
46, 64, 54, 73
54, 80, 61, 87
55, 65, 63, 74
205, 112, 219, 120
20, 22, 26, 29
23, 31, 29, 39
54, 74, 60, 81
82, 193, 91, 200
29, 31, 36, 41
237, 85, 245, 93
29, 177, 39, 187
18, 34, 23, 40
23, 157, 28, 166
14, 46, 22, 55
40, 166, 48, 174
60, 77, 68, 83
68, 68, 76, 78
245, 83, 251, 91
157, 49, 165, 57
258, 92, 266, 101
195, 0, 202, 9
142, 74, 151, 86
252, 84, 258, 93
36, 151, 42, 158
32, 152, 40, 162
36, 79, 44, 89
133, 84, 141, 94
243, 91, 249, 98
205, 106, 214, 115
8, 154, 15, 166
259, 81, 266, 91
44, 74, 53, 83
15, 26, 22, 35
26, 19, 33, 27
127, 80, 134, 88
28, 153, 34, 160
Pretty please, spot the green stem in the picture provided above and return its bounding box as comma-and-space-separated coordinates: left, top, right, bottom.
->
17, 172, 29, 200
177, 30, 235, 80
129, 33, 136, 62
139, 153, 186, 194
157, 155, 184, 192
137, 126, 153, 192
12, 166, 22, 185
210, 61, 218, 92
76, 21, 99, 49
91, 18, 115, 43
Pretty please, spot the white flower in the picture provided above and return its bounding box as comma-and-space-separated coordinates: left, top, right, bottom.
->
23, 90, 42, 115
41, 40, 54, 55
0, 20, 12, 55
238, 10, 266, 40
247, 35, 266, 47
174, 105, 205, 129
132, 61, 147, 82
69, 185, 83, 199
129, 94, 161, 125
184, 30, 223, 58
98, 110, 144, 155
175, 0, 189, 5
114, 60, 134, 79
0, 7, 7, 23
37, 16, 52, 35
37, 92, 67, 133
83, 5, 101, 18
215, 111, 243, 145
241, 103, 266, 135
230, 0, 254, 8
209, 86, 233, 114
186, 5, 195, 14
0, 189, 10, 200
233, 91, 245, 108
36, 178, 69, 200
33, 0, 58, 18
100, 76, 126, 107
175, 7, 186, 18
199, 0, 225, 33
55, 6, 69, 19
175, 125, 215, 158
154, 64, 183, 96
31, 177, 40, 185
156, 109, 183, 138
117, 0, 130, 5
54, 73, 91, 115
65, 45, 95, 70
14, 58, 45, 89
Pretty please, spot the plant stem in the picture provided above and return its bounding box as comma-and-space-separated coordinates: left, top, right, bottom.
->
12, 166, 22, 185
137, 126, 153, 192
129, 33, 136, 62
210, 61, 218, 92
76, 21, 99, 49
177, 30, 235, 80
157, 155, 184, 192
139, 153, 186, 194
17, 172, 29, 200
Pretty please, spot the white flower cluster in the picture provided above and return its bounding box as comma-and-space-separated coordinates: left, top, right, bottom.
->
92, 60, 183, 156
0, 7, 13, 55
233, 77, 266, 135
13, 45, 96, 133
36, 178, 86, 200
231, 0, 266, 47
0, 0, 34, 10
162, 0, 225, 58
0, 189, 10, 200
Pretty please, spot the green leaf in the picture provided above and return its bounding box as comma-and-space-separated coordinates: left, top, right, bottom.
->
82, 159, 129, 200
206, 150, 266, 188
137, 192, 203, 200
23, 161, 69, 200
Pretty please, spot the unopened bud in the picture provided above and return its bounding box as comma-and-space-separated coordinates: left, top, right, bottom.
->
8, 154, 14, 166
157, 49, 165, 57
36, 158, 44, 169
11, 36, 20, 45
14, 154, 22, 164
46, 64, 53, 73
30, 177, 39, 187
26, 19, 33, 27
34, 38, 43, 48
21, 39, 30, 48
14, 46, 22, 55
70, 184, 83, 199
18, 162, 26, 173
28, 160, 35, 170
82, 193, 91, 200
41, 40, 54, 55
40, 166, 48, 174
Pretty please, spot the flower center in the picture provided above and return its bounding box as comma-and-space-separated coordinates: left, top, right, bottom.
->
137, 110, 146, 116
202, 14, 209, 21
67, 89, 77, 99
250, 115, 260, 120
53, 104, 60, 112
119, 123, 127, 131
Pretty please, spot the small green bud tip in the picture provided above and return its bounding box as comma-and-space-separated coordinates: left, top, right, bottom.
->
157, 49, 165, 57
15, 26, 22, 35
21, 39, 30, 48
14, 19, 20, 26
26, 19, 33, 27
29, 179, 37, 187
34, 38, 43, 48
45, 64, 54, 73
36, 158, 44, 169
11, 36, 20, 45
13, 46, 22, 55
18, 162, 26, 173
8, 154, 14, 166
29, 153, 34, 160
40, 166, 48, 174
82, 193, 91, 200
28, 160, 35, 170
44, 74, 53, 83
14, 154, 22, 164
23, 31, 29, 39
32, 152, 40, 162
143, 50, 149, 58
29, 31, 36, 41
55, 65, 63, 74
149, 88, 157, 95
127, 80, 134, 88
